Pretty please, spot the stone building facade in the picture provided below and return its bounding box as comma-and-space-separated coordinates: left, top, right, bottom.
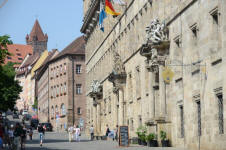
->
82, 0, 226, 150
46, 36, 86, 131
36, 50, 59, 123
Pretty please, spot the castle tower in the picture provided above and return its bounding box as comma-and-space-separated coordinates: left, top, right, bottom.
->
26, 19, 48, 55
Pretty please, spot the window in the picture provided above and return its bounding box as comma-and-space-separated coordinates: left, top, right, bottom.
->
190, 23, 198, 38
18, 58, 23, 60
51, 106, 54, 116
197, 101, 201, 136
210, 8, 219, 25
76, 84, 82, 94
7, 56, 12, 59
77, 107, 81, 115
16, 53, 21, 56
64, 83, 67, 94
174, 36, 181, 48
76, 65, 82, 74
136, 66, 141, 99
180, 105, 184, 138
61, 104, 66, 115
217, 94, 224, 134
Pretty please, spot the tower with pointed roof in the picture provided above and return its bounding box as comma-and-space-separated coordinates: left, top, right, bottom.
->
26, 19, 48, 55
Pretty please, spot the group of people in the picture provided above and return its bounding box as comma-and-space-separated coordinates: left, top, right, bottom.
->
67, 125, 81, 142
89, 125, 119, 141
0, 122, 33, 150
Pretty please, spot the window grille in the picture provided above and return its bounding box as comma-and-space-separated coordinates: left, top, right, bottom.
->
180, 106, 184, 138
76, 84, 82, 94
197, 101, 201, 136
217, 94, 224, 134
76, 65, 82, 74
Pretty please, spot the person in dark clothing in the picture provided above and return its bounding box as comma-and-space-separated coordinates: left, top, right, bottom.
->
14, 123, 23, 150
37, 124, 44, 146
28, 127, 33, 140
106, 124, 110, 140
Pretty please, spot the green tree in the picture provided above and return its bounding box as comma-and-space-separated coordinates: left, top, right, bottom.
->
32, 98, 38, 110
0, 35, 13, 65
0, 62, 22, 112
0, 35, 22, 112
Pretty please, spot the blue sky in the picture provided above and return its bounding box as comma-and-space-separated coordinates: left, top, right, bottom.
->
0, 0, 83, 51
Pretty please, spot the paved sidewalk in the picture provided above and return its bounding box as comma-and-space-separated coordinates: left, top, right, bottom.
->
25, 131, 188, 150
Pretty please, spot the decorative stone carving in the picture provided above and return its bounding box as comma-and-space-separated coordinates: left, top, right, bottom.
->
108, 51, 126, 93
89, 80, 103, 99
108, 51, 126, 84
140, 19, 170, 71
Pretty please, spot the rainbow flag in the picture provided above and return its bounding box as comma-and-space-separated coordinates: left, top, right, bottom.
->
105, 0, 120, 16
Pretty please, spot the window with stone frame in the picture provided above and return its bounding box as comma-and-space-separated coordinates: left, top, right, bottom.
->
108, 96, 111, 113
104, 99, 106, 115
76, 84, 82, 94
64, 83, 67, 94
135, 66, 141, 100
55, 105, 58, 115
138, 115, 142, 127
76, 64, 82, 74
60, 84, 63, 95
217, 94, 224, 134
130, 118, 134, 131
180, 105, 185, 138
77, 107, 81, 115
57, 85, 60, 96
61, 104, 66, 116
196, 101, 201, 136
128, 72, 133, 103
60, 64, 63, 75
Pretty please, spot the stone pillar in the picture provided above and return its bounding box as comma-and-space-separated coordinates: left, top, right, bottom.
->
113, 90, 119, 126
149, 71, 155, 119
118, 88, 124, 125
97, 103, 101, 135
159, 65, 166, 117
93, 104, 97, 135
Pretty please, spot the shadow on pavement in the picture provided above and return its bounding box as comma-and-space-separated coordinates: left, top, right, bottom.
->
26, 147, 70, 150
26, 139, 91, 144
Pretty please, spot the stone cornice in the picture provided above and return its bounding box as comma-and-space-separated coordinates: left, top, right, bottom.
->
81, 0, 100, 34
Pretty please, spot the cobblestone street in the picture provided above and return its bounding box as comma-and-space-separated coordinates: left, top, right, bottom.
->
25, 132, 188, 150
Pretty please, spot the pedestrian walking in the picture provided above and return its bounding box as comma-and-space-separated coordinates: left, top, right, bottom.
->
105, 125, 110, 140
74, 125, 80, 142
8, 125, 14, 149
28, 127, 33, 140
89, 125, 94, 141
68, 126, 73, 142
37, 124, 44, 147
13, 123, 23, 150
21, 125, 27, 149
115, 125, 119, 141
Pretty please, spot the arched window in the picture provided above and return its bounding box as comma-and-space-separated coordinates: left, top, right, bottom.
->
51, 106, 54, 116
61, 104, 66, 115
55, 105, 58, 113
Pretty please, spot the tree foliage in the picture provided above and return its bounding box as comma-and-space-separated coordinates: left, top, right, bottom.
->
0, 35, 22, 112
0, 62, 22, 112
0, 35, 13, 65
32, 97, 38, 110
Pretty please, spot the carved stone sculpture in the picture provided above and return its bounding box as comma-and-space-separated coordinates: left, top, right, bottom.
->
140, 18, 169, 70
113, 51, 125, 75
91, 80, 102, 94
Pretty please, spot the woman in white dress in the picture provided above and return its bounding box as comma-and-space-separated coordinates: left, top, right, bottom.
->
74, 125, 80, 142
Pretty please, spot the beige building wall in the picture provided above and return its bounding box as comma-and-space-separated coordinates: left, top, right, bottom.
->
83, 0, 226, 150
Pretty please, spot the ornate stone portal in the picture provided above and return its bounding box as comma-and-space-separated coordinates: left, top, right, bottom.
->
108, 50, 127, 125
140, 19, 170, 125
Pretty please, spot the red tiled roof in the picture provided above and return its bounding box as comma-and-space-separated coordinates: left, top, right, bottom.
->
53, 36, 85, 60
27, 19, 47, 42
4, 44, 33, 67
